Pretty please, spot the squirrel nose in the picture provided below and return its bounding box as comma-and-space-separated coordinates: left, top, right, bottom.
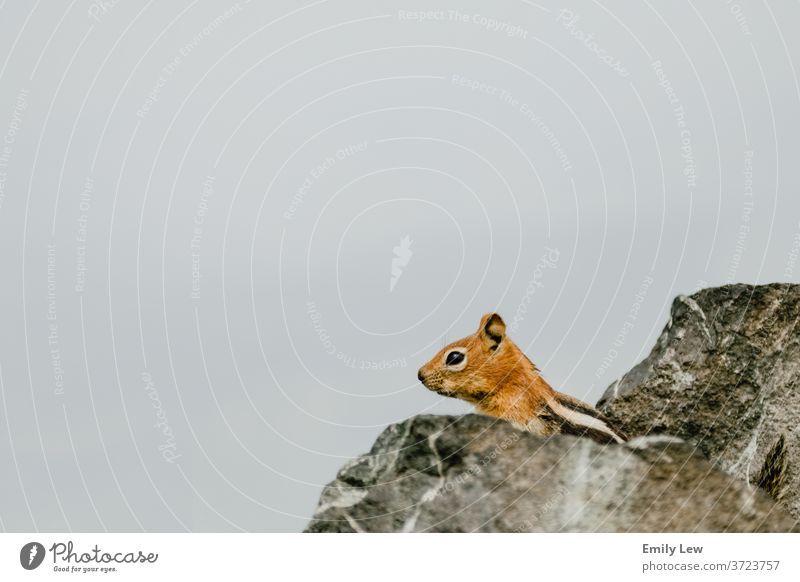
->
417, 369, 425, 382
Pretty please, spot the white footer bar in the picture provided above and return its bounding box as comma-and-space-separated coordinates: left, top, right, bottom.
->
1, 533, 797, 581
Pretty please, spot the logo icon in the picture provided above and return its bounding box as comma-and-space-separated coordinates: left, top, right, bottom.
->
390, 235, 414, 292
20, 542, 46, 570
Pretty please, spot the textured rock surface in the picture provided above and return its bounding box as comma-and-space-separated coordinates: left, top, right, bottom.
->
306, 414, 797, 533
598, 284, 800, 519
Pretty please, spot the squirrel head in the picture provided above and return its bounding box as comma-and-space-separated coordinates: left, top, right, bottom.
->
418, 313, 536, 406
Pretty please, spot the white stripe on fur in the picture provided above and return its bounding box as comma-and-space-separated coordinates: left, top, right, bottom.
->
548, 399, 625, 443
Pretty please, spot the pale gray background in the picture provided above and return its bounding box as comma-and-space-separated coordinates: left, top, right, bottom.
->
0, 0, 798, 531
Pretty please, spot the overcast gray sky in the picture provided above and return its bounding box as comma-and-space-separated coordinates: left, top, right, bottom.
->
0, 0, 799, 532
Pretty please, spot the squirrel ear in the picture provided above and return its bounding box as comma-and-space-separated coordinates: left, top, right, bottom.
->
478, 313, 506, 350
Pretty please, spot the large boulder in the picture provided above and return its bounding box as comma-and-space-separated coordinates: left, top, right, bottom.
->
306, 414, 796, 532
598, 283, 800, 519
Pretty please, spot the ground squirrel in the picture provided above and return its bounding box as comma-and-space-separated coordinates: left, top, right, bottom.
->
417, 312, 627, 444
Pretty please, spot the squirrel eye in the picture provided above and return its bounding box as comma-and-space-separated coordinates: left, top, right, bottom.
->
445, 351, 465, 366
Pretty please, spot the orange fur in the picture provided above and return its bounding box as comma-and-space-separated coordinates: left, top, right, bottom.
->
418, 313, 625, 442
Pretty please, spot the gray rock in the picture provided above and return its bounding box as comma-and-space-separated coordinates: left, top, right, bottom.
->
306, 414, 797, 532
598, 283, 800, 519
